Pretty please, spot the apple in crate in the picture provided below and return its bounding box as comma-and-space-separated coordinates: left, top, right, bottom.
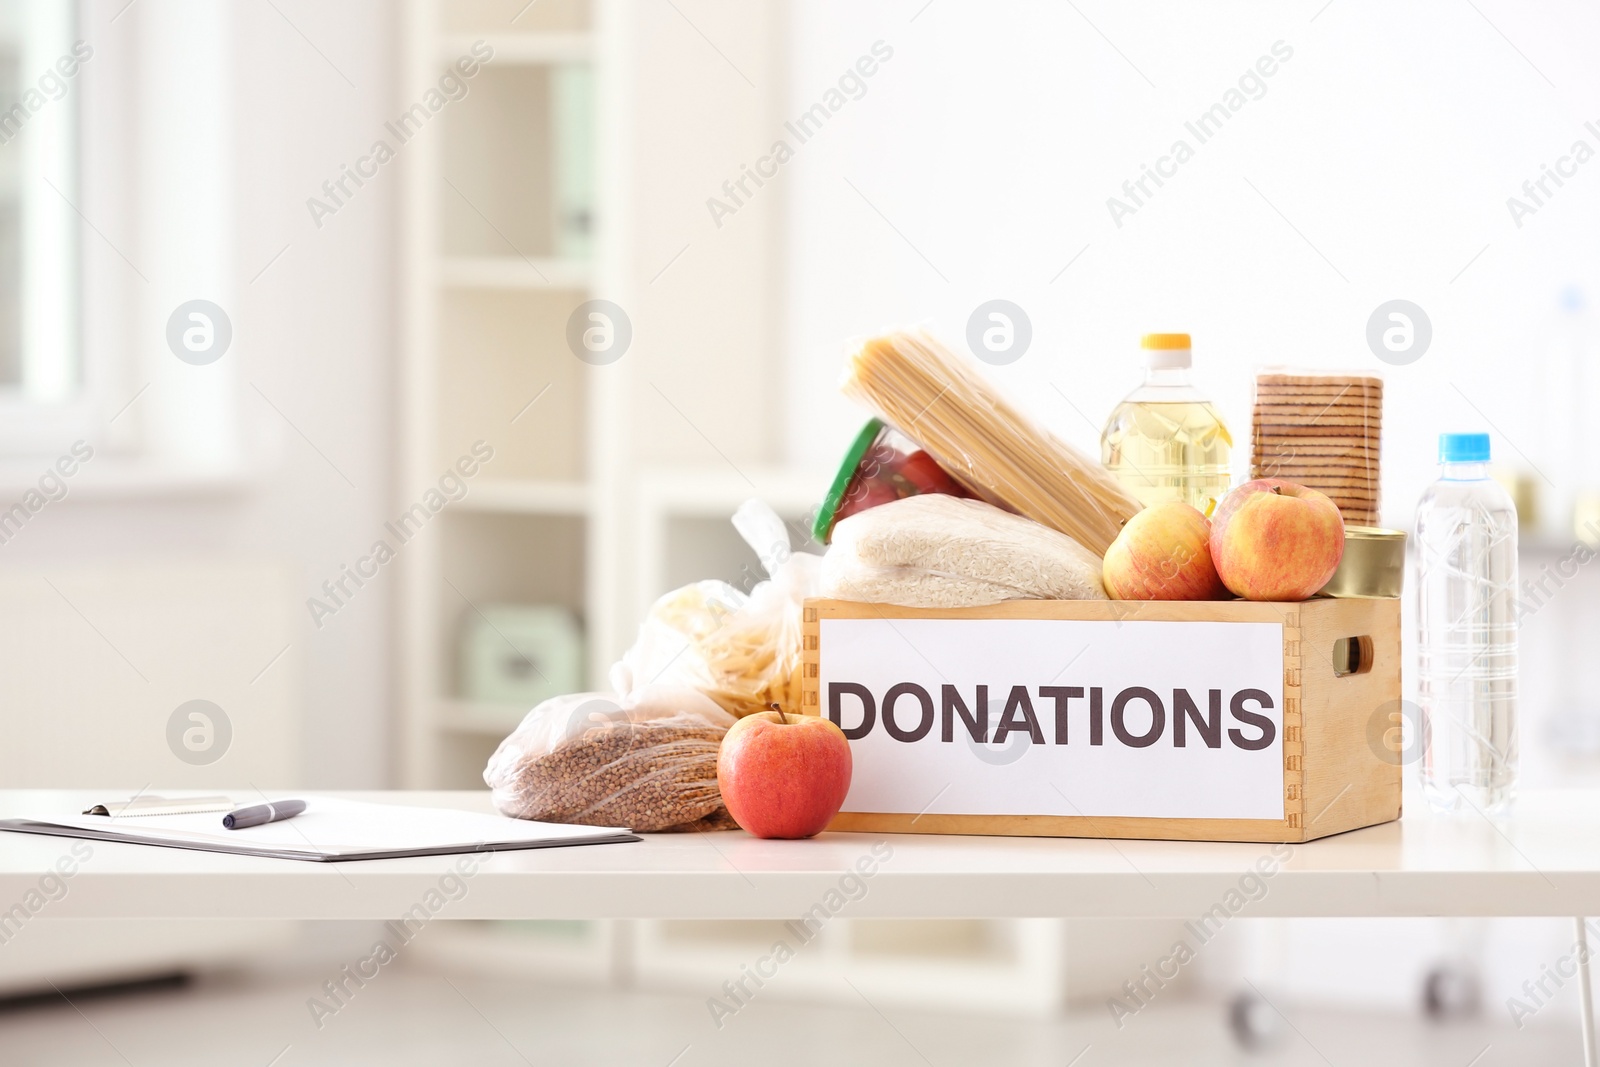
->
1210, 479, 1345, 601
1102, 500, 1227, 600
718, 709, 852, 839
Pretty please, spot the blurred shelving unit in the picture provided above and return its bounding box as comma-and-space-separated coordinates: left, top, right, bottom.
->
400, 0, 815, 790
454, 478, 592, 516
397, 0, 1092, 1019
438, 32, 594, 65
630, 919, 1071, 1016
409, 919, 624, 985
635, 465, 829, 617
434, 697, 532, 738
408, 917, 1075, 1018
438, 256, 594, 290
400, 0, 621, 791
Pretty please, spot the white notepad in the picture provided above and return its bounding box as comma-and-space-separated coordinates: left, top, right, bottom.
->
0, 797, 638, 862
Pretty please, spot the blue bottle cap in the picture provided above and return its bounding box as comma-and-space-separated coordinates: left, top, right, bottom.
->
1439, 433, 1490, 463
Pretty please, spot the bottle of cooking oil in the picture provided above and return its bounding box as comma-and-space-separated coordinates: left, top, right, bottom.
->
1100, 333, 1233, 514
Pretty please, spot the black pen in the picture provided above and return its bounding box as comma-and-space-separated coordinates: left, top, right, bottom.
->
222, 799, 307, 830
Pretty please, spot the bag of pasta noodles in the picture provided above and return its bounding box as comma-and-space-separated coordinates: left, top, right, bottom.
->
612, 499, 820, 719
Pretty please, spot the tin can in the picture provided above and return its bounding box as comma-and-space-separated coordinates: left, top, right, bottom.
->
812, 418, 971, 544
1319, 526, 1407, 599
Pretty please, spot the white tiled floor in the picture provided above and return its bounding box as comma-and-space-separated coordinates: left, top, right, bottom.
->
0, 959, 1578, 1067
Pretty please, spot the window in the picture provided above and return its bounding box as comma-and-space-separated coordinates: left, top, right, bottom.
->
0, 1, 246, 478
0, 0, 78, 410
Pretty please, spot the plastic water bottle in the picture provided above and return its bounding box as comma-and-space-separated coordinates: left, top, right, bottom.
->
1415, 433, 1519, 813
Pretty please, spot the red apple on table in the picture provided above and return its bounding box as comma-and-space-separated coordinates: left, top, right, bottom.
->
1209, 479, 1345, 601
718, 709, 852, 839
1102, 500, 1228, 601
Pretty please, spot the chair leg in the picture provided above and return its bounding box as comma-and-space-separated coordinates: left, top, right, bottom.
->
1577, 918, 1597, 1067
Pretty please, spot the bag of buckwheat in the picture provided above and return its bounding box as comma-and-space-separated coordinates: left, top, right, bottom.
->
484, 687, 739, 832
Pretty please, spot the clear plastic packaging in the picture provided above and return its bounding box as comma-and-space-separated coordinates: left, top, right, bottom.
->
841, 330, 1140, 556
822, 494, 1107, 608
612, 500, 820, 718
484, 690, 738, 832
486, 501, 814, 833
812, 418, 971, 544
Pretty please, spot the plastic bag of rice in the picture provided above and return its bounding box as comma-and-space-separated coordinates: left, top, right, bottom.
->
822, 494, 1107, 607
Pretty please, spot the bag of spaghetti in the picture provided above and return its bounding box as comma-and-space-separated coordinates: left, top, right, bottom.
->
612, 499, 820, 718
840, 329, 1140, 555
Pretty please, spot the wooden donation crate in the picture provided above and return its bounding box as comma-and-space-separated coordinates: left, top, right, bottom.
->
801, 597, 1401, 843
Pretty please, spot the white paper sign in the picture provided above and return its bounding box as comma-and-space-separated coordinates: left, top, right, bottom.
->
821, 618, 1285, 821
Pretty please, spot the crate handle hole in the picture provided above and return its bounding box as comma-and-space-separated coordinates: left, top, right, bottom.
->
1332, 635, 1374, 677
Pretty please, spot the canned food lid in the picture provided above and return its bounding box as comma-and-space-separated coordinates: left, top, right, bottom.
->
1318, 526, 1408, 598
1345, 525, 1407, 540
813, 417, 886, 544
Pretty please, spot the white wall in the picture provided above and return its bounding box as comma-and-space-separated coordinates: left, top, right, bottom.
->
782, 0, 1600, 533
605, 0, 788, 474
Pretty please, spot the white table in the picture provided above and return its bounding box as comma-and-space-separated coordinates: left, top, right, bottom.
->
7, 790, 1600, 1060
2, 789, 1598, 919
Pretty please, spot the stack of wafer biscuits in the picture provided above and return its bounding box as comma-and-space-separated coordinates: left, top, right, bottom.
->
1250, 373, 1381, 526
